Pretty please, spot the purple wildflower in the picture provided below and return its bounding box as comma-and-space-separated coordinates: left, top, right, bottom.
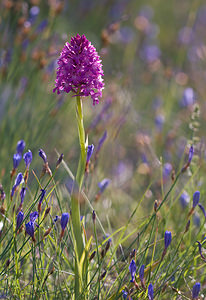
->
16, 140, 25, 155
25, 221, 35, 240
15, 173, 23, 186
39, 189, 46, 204
16, 211, 24, 230
20, 187, 27, 204
164, 231, 172, 249
61, 213, 69, 231
139, 264, 145, 282
23, 150, 32, 168
53, 34, 104, 105
39, 149, 47, 163
30, 211, 39, 223
129, 259, 136, 282
155, 114, 165, 132
13, 153, 21, 169
86, 144, 94, 163
38, 189, 46, 212
179, 191, 190, 209
98, 178, 110, 193
181, 88, 195, 107
192, 282, 201, 299
122, 290, 132, 299
196, 241, 206, 261
188, 146, 194, 164
163, 163, 172, 180
193, 191, 200, 208
148, 283, 154, 300
29, 6, 40, 24
198, 203, 206, 218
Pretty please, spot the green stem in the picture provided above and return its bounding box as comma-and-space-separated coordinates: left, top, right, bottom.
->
71, 96, 87, 298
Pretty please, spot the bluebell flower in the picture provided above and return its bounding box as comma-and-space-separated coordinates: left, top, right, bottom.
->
188, 145, 194, 164
122, 290, 128, 299
148, 283, 154, 300
98, 178, 111, 193
13, 153, 21, 169
30, 211, 39, 223
155, 114, 165, 132
181, 87, 195, 107
179, 191, 190, 209
164, 231, 172, 249
29, 6, 40, 24
39, 189, 46, 204
196, 241, 206, 261
16, 211, 24, 229
23, 150, 32, 168
193, 191, 200, 208
16, 140, 25, 155
39, 149, 47, 163
129, 259, 136, 282
198, 203, 206, 218
25, 221, 35, 240
20, 187, 27, 204
192, 282, 201, 299
86, 144, 94, 163
163, 163, 172, 180
60, 213, 69, 231
15, 173, 23, 186
139, 264, 145, 282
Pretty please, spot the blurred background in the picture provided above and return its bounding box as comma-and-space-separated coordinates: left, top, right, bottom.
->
1, 0, 206, 234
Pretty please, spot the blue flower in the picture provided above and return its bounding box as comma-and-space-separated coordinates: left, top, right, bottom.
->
192, 282, 201, 299
20, 187, 27, 204
86, 144, 94, 163
30, 211, 39, 223
16, 140, 25, 155
148, 283, 154, 300
188, 145, 194, 164
129, 259, 136, 282
193, 191, 200, 208
122, 290, 128, 299
23, 150, 32, 168
39, 189, 46, 204
139, 264, 145, 282
98, 178, 110, 193
25, 221, 35, 239
60, 213, 69, 230
13, 153, 21, 169
198, 203, 206, 218
164, 231, 172, 249
16, 211, 24, 229
39, 149, 47, 163
179, 191, 190, 209
15, 173, 23, 186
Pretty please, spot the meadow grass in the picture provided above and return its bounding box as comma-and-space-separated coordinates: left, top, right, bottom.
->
0, 1, 206, 299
